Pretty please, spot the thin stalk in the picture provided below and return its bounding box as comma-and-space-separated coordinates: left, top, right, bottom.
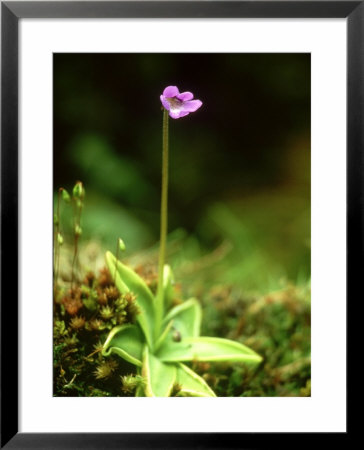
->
114, 238, 119, 284
155, 109, 169, 338
54, 189, 62, 292
71, 200, 82, 291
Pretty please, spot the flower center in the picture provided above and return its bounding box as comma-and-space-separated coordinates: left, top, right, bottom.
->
167, 97, 182, 110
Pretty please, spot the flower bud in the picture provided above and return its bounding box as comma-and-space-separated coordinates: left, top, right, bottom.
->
118, 238, 126, 252
75, 225, 82, 236
73, 181, 85, 200
61, 189, 71, 203
57, 233, 64, 245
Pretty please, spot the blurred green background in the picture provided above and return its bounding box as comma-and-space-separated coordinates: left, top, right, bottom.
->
54, 53, 310, 294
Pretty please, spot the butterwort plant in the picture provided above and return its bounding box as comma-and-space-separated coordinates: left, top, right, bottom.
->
102, 86, 262, 396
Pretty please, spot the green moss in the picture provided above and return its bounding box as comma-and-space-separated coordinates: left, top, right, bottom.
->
53, 266, 138, 397
195, 283, 311, 397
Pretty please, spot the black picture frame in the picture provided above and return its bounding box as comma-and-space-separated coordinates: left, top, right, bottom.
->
1, 1, 356, 448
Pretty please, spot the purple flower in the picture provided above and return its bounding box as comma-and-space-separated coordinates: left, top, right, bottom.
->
160, 86, 202, 119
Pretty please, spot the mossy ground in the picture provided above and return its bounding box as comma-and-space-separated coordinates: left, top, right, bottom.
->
54, 259, 310, 397
53, 267, 141, 397
197, 283, 311, 396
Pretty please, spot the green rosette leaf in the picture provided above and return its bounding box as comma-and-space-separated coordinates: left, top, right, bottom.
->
154, 320, 174, 351
102, 324, 144, 367
135, 385, 145, 397
157, 336, 263, 364
175, 363, 216, 397
142, 346, 176, 397
105, 251, 155, 348
163, 298, 202, 339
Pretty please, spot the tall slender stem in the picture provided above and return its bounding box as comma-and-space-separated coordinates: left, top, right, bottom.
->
54, 189, 61, 292
71, 197, 83, 291
155, 109, 169, 337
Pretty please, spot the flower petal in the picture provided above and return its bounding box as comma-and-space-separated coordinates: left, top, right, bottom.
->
169, 109, 190, 119
177, 91, 194, 101
182, 99, 202, 113
177, 110, 190, 118
163, 86, 179, 98
160, 95, 171, 111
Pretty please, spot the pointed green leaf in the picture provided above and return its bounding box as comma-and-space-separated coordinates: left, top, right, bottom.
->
154, 319, 174, 351
102, 324, 144, 367
157, 336, 262, 364
176, 363, 216, 397
163, 298, 202, 339
135, 385, 145, 397
105, 251, 155, 348
142, 346, 176, 397
134, 368, 145, 396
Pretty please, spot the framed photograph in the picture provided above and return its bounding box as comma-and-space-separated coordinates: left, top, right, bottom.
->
1, 1, 354, 448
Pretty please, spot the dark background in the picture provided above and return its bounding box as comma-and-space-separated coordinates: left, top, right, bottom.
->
54, 53, 310, 293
